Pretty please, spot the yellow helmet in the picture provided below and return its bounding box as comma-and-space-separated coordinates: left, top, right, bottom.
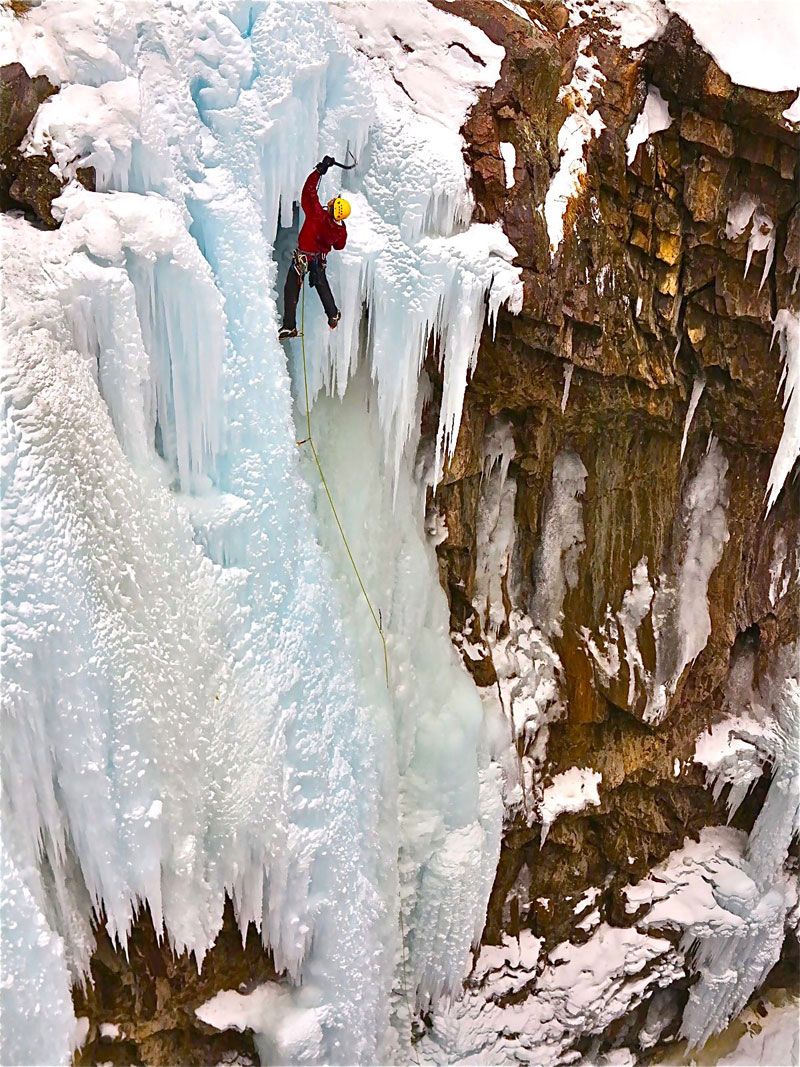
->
328, 196, 351, 222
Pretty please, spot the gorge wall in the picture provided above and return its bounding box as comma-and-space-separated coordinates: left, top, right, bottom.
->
2, 0, 797, 1064
423, 0, 799, 1060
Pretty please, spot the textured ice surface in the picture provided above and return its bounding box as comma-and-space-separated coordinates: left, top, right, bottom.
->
474, 418, 517, 637
1, 0, 518, 1062
646, 437, 729, 722
0, 838, 77, 1067
530, 449, 588, 635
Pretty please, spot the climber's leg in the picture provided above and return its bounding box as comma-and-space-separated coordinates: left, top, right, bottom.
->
280, 254, 304, 338
310, 258, 340, 328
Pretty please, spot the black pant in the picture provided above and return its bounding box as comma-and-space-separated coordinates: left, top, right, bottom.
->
281, 253, 339, 330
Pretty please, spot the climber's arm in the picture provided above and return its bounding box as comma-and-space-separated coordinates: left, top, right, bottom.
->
331, 222, 347, 251
300, 157, 335, 219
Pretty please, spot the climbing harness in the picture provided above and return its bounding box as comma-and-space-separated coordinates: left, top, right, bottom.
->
295, 283, 421, 1066
292, 249, 310, 277
296, 281, 390, 687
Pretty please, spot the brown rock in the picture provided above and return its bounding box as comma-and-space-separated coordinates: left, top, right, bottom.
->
679, 110, 735, 156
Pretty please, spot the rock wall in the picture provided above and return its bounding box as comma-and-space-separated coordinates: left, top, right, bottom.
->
427, 0, 799, 1036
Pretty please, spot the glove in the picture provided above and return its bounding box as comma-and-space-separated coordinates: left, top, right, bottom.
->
315, 155, 336, 175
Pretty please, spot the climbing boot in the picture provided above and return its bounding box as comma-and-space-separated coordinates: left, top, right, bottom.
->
279, 326, 298, 341
328, 313, 340, 330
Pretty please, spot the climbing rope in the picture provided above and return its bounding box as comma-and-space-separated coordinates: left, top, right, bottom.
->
295, 281, 421, 1064
297, 280, 389, 686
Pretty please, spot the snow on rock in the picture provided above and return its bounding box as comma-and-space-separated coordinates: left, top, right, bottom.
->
197, 983, 326, 1066
563, 0, 669, 49
663, 0, 800, 94
422, 920, 683, 1065
499, 141, 517, 189
629, 643, 799, 1048
625, 825, 798, 1050
564, 0, 800, 95
626, 84, 672, 165
540, 767, 602, 843
693, 715, 768, 819
766, 309, 800, 512
784, 92, 800, 126
22, 79, 141, 192
495, 0, 537, 26
544, 37, 605, 257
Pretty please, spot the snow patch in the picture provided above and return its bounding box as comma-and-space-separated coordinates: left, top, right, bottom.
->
544, 38, 605, 258
540, 767, 602, 843
664, 0, 800, 94
499, 141, 517, 189
626, 85, 672, 165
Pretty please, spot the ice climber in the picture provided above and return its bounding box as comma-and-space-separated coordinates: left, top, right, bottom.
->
279, 156, 351, 340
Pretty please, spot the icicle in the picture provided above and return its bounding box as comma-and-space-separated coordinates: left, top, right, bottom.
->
561, 362, 574, 413
679, 374, 705, 461
766, 310, 800, 512
744, 206, 775, 292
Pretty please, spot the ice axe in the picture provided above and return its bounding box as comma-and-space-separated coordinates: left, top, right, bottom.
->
330, 140, 357, 170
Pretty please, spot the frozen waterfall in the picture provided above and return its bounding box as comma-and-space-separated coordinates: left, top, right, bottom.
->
1, 1, 521, 1063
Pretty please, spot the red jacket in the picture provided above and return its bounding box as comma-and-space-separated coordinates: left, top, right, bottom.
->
298, 170, 347, 255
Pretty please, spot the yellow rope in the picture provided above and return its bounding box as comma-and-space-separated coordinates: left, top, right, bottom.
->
295, 279, 420, 1063
297, 280, 389, 685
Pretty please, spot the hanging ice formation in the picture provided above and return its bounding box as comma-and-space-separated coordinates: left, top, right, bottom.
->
626, 641, 800, 1049
1, 1, 522, 1063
